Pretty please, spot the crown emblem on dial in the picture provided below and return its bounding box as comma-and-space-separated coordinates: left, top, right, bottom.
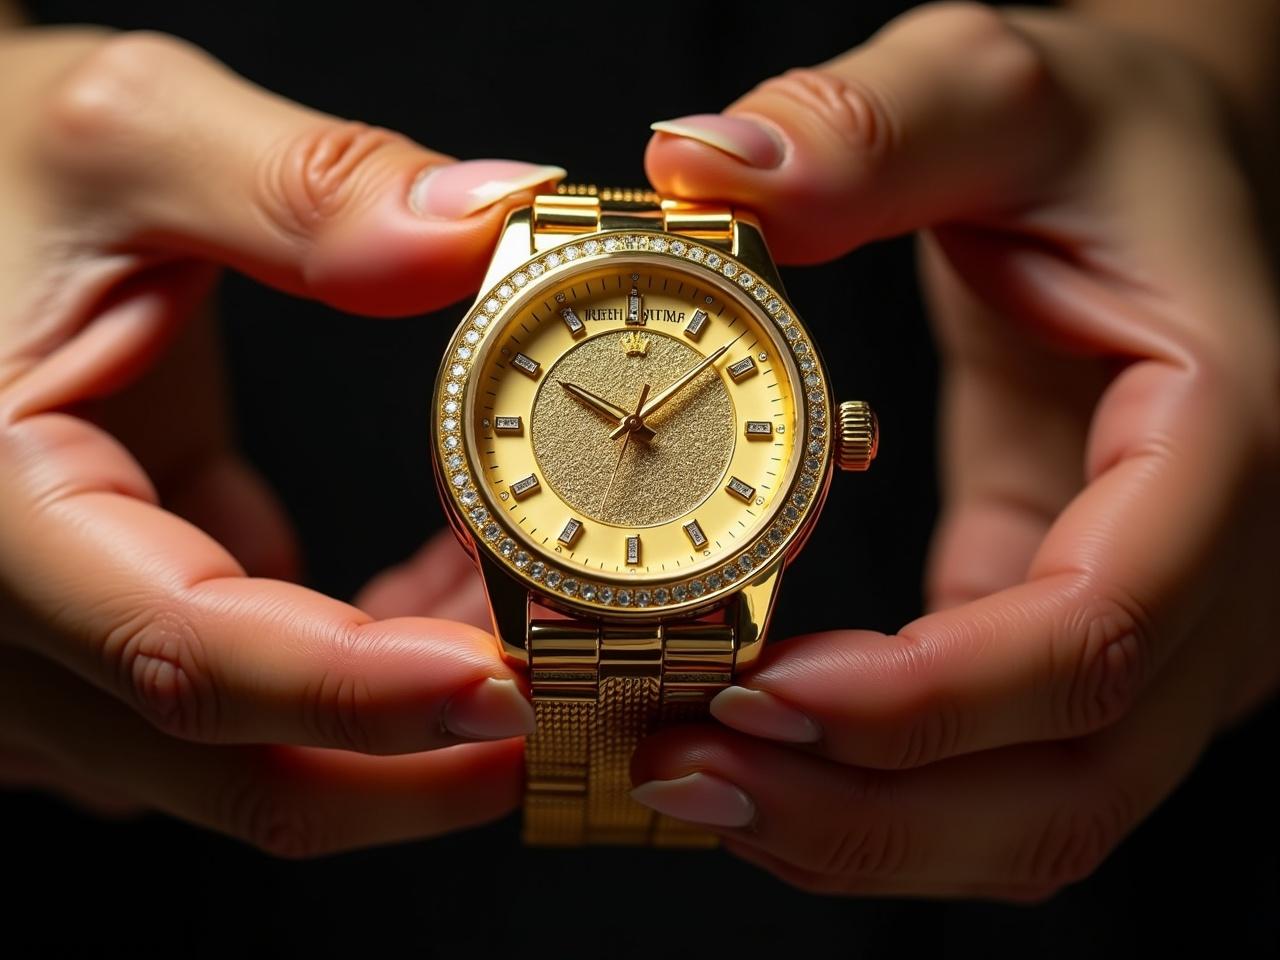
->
621, 331, 649, 357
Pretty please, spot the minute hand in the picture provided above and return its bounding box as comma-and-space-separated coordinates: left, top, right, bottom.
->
609, 343, 730, 440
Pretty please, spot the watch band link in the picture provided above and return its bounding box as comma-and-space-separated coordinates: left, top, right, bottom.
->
520, 185, 741, 847
523, 616, 736, 846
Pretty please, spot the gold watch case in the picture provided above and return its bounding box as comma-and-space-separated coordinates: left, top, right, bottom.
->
430, 207, 835, 661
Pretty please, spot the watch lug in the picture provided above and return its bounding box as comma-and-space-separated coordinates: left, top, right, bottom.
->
477, 206, 536, 296
473, 548, 530, 667
732, 215, 789, 300
729, 560, 785, 673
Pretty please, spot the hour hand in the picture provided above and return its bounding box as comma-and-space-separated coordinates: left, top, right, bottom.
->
559, 380, 655, 441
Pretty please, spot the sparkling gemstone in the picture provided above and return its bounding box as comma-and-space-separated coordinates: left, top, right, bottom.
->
653, 588, 670, 604
687, 247, 705, 261
443, 400, 459, 414
799, 357, 814, 371
512, 272, 529, 288
769, 526, 786, 543
483, 523, 500, 539
562, 579, 579, 596
545, 253, 562, 268
514, 551, 530, 568
721, 262, 739, 278
443, 417, 458, 431
738, 273, 755, 288
545, 570, 562, 588
447, 454, 463, 470
739, 554, 754, 571
563, 246, 580, 260
753, 285, 768, 301
793, 491, 809, 507
689, 580, 706, 597
766, 298, 782, 314
808, 390, 824, 403
775, 311, 792, 325
706, 573, 723, 590
451, 473, 467, 487
723, 564, 739, 581
672, 584, 688, 601
805, 373, 822, 389
474, 314, 490, 328
800, 472, 816, 487
528, 262, 545, 277
469, 506, 487, 523
811, 405, 826, 421
530, 562, 545, 580
705, 253, 722, 269
583, 239, 600, 255
445, 440, 460, 455
464, 330, 480, 345
460, 488, 477, 506
755, 543, 770, 559
635, 590, 651, 607
445, 381, 460, 395
603, 237, 620, 252
616, 589, 632, 607
447, 364, 464, 379
811, 424, 826, 438
598, 586, 614, 604
456, 346, 472, 360
580, 583, 597, 601
484, 298, 500, 314
499, 538, 515, 557
785, 326, 801, 341
497, 284, 514, 300
794, 341, 809, 354
670, 241, 687, 255
649, 238, 668, 252
806, 457, 820, 472
809, 440, 822, 454
784, 505, 800, 521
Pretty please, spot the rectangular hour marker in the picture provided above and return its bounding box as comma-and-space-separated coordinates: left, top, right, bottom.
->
727, 356, 758, 382
744, 420, 773, 439
558, 517, 583, 547
495, 416, 523, 434
684, 309, 709, 340
682, 519, 708, 549
510, 473, 541, 500
511, 353, 540, 378
626, 286, 644, 325
559, 306, 585, 336
726, 476, 756, 503
626, 535, 641, 565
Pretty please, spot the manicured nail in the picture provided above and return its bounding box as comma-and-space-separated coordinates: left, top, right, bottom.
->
650, 114, 785, 169
442, 677, 536, 740
630, 772, 756, 828
710, 686, 822, 743
409, 159, 567, 219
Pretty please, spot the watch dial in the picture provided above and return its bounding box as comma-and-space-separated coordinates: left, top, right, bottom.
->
436, 234, 831, 615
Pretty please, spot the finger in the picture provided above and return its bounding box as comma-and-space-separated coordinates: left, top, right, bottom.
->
0, 742, 148, 820
634, 625, 1216, 898
0, 411, 535, 754
0, 644, 522, 856
644, 4, 1070, 262
32, 30, 564, 314
355, 528, 491, 631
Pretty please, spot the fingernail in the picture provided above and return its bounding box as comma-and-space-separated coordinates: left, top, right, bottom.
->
409, 159, 567, 219
650, 114, 785, 169
710, 686, 822, 743
630, 772, 756, 828
442, 677, 536, 740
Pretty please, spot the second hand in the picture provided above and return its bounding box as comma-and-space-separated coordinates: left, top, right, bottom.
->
599, 382, 650, 516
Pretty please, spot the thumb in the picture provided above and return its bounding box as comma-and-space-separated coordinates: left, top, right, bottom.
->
38, 30, 565, 315
643, 4, 1069, 263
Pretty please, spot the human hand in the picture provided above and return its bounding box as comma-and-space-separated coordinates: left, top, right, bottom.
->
632, 3, 1280, 900
0, 26, 567, 855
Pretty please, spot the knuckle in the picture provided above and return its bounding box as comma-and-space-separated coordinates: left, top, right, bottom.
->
874, 632, 969, 769
38, 30, 201, 162
299, 659, 379, 755
1052, 587, 1154, 736
218, 770, 326, 860
102, 604, 220, 741
755, 66, 897, 162
888, 694, 966, 769
1015, 783, 1136, 893
255, 120, 406, 245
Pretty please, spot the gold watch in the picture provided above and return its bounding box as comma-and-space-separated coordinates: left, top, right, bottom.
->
430, 184, 877, 847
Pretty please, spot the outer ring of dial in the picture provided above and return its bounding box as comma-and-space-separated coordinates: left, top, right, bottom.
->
434, 234, 832, 621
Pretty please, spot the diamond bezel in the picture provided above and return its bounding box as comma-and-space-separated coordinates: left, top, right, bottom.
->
432, 231, 832, 618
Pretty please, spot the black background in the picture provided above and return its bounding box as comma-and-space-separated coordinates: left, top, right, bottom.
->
6, 1, 1277, 954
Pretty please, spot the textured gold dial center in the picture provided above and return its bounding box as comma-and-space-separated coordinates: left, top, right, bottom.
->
531, 329, 735, 527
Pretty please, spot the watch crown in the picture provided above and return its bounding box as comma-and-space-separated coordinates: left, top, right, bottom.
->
837, 401, 879, 472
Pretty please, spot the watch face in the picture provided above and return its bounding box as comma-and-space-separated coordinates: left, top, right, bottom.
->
433, 232, 832, 617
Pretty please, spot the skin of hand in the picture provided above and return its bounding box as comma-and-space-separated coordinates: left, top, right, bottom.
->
0, 25, 569, 855
627, 3, 1280, 901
